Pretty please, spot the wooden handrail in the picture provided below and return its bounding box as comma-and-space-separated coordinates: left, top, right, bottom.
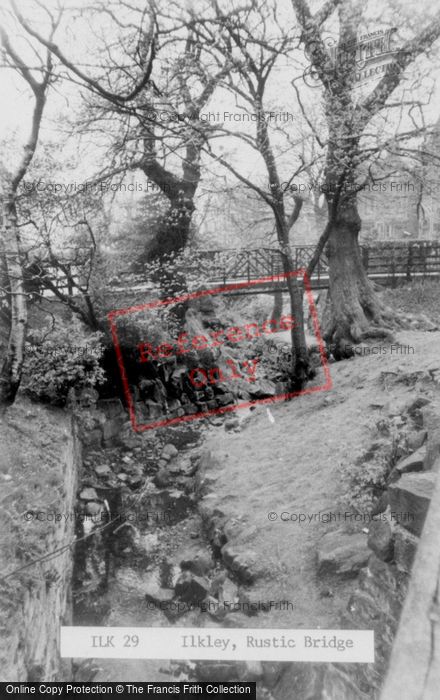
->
23, 241, 440, 297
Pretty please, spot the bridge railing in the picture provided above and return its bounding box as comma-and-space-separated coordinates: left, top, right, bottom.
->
198, 241, 440, 286
14, 240, 440, 299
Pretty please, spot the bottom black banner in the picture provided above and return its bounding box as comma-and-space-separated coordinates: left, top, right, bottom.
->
0, 683, 256, 699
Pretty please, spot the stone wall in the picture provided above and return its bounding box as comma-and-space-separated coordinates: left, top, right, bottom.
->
245, 399, 440, 699
381, 451, 440, 698
0, 401, 80, 681
316, 403, 440, 699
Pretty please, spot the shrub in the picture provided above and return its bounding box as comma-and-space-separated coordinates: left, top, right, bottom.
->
23, 321, 106, 405
339, 436, 401, 512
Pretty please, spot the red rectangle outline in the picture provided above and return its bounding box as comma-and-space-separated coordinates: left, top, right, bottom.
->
107, 268, 333, 432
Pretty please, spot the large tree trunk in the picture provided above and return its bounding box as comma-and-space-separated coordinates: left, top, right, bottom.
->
145, 196, 195, 262
0, 198, 28, 406
284, 267, 310, 388
277, 221, 313, 389
323, 197, 394, 359
143, 195, 196, 328
269, 289, 283, 323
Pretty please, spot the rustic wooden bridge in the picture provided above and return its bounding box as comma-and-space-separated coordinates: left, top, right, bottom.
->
27, 240, 440, 298
194, 241, 440, 291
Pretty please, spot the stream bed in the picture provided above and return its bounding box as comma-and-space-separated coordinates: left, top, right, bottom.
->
71, 417, 271, 691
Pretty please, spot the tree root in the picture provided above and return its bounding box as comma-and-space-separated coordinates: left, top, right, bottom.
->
325, 302, 412, 360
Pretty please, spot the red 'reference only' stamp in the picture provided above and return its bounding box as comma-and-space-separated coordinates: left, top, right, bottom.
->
107, 269, 332, 432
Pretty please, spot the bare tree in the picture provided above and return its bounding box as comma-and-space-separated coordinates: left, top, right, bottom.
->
195, 0, 317, 387
0, 12, 56, 405
13, 0, 232, 292
291, 0, 440, 357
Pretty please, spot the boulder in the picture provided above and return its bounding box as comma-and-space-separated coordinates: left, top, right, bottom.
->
390, 445, 426, 479
139, 532, 160, 555
366, 552, 399, 586
240, 661, 264, 681
174, 571, 210, 604
94, 464, 112, 477
218, 577, 239, 607
406, 429, 427, 452
81, 429, 102, 448
160, 425, 200, 448
152, 379, 168, 405
388, 471, 436, 536
79, 387, 99, 406
371, 492, 389, 516
224, 417, 239, 432
139, 378, 156, 398
154, 467, 171, 488
144, 570, 175, 607
221, 544, 266, 583
317, 530, 370, 578
97, 398, 124, 418
216, 393, 235, 406
135, 401, 150, 422
194, 470, 218, 498
84, 501, 102, 516
406, 396, 431, 417
144, 400, 163, 419
161, 443, 179, 461
423, 409, 440, 470
120, 421, 143, 449
248, 379, 277, 398
121, 462, 143, 478
151, 489, 192, 524
261, 662, 285, 688
320, 661, 369, 700
205, 594, 228, 621
79, 487, 99, 501
195, 661, 245, 682
367, 519, 394, 562
393, 524, 419, 573
179, 548, 215, 576
184, 404, 198, 415
168, 459, 184, 475
213, 382, 232, 395
102, 417, 124, 444
128, 473, 144, 489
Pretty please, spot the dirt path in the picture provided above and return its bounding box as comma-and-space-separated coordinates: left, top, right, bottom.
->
202, 330, 440, 629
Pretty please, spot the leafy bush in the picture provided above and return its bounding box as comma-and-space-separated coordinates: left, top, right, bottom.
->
339, 436, 401, 512
23, 321, 106, 405
339, 458, 388, 513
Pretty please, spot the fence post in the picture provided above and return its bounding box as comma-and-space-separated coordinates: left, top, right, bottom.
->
407, 244, 413, 282
361, 246, 369, 270
391, 256, 397, 287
